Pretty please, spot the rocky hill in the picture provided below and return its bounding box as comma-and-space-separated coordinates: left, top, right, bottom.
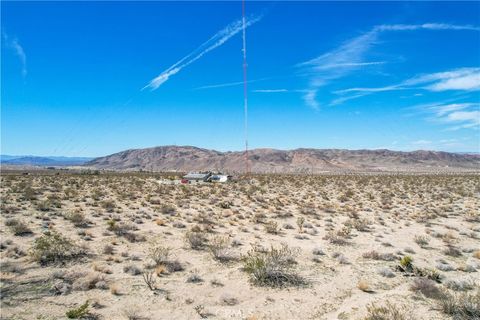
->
85, 146, 480, 173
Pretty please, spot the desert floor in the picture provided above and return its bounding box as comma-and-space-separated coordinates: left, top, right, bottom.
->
1, 171, 479, 320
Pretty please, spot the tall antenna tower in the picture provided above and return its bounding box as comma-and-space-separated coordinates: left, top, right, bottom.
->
241, 0, 249, 175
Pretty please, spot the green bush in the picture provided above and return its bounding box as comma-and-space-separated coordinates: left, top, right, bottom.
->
66, 301, 89, 319
30, 230, 85, 265
400, 255, 413, 269
243, 244, 305, 287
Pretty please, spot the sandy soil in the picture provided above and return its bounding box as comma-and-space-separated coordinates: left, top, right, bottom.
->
1, 171, 479, 320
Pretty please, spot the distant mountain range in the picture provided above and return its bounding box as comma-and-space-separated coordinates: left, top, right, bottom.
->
85, 146, 480, 173
0, 155, 94, 166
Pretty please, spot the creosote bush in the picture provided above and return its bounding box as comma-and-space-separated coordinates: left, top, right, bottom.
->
30, 230, 85, 265
242, 244, 305, 287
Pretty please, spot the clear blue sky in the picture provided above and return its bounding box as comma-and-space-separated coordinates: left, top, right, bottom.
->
2, 1, 479, 157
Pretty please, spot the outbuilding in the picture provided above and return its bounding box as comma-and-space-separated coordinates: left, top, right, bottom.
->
182, 172, 212, 183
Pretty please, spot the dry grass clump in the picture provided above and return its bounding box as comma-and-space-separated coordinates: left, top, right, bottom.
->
185, 230, 208, 250
362, 250, 395, 261
65, 211, 88, 228
30, 230, 86, 265
123, 264, 142, 275
72, 272, 107, 291
6, 218, 32, 236
364, 301, 412, 320
409, 278, 443, 299
414, 235, 430, 248
264, 221, 279, 234
436, 289, 480, 319
472, 250, 480, 259
444, 279, 475, 292
208, 235, 236, 262
148, 244, 170, 266
242, 244, 305, 287
357, 280, 372, 292
324, 227, 351, 245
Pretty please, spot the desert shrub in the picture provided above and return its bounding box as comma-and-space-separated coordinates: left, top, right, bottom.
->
123, 264, 142, 275
142, 271, 157, 291
414, 235, 430, 247
323, 228, 350, 245
220, 293, 238, 306
415, 267, 441, 282
436, 289, 480, 319
185, 231, 208, 250
66, 211, 88, 228
264, 221, 279, 234
377, 267, 395, 278
362, 250, 395, 261
30, 230, 85, 265
72, 273, 106, 291
443, 245, 462, 257
445, 279, 475, 292
36, 200, 53, 211
296, 217, 305, 232
101, 200, 116, 212
399, 256, 413, 269
364, 301, 411, 320
409, 278, 443, 299
345, 218, 370, 232
436, 261, 455, 272
186, 272, 203, 283
219, 201, 232, 209
6, 218, 32, 236
242, 244, 305, 287
148, 244, 170, 266
160, 205, 176, 215
208, 235, 235, 262
103, 244, 115, 255
66, 301, 89, 319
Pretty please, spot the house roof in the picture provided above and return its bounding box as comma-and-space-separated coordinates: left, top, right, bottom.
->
183, 172, 210, 179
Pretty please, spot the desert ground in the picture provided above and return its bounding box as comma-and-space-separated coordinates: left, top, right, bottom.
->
0, 170, 479, 320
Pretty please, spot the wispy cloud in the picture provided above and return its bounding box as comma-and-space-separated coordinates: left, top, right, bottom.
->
430, 103, 476, 116
297, 23, 480, 108
415, 101, 480, 131
375, 23, 480, 32
333, 67, 480, 105
194, 78, 266, 90
443, 110, 480, 130
2, 32, 27, 78
143, 15, 262, 91
253, 89, 288, 93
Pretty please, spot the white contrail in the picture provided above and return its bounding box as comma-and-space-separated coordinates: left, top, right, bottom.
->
143, 15, 262, 91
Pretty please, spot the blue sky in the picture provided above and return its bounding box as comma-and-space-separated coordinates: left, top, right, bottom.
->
2, 1, 479, 157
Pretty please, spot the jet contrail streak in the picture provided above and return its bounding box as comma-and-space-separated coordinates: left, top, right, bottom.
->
143, 15, 262, 91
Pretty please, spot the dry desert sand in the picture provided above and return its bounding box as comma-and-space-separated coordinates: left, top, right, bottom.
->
1, 171, 479, 319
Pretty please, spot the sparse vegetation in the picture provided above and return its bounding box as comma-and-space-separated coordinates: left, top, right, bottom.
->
1, 171, 478, 319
